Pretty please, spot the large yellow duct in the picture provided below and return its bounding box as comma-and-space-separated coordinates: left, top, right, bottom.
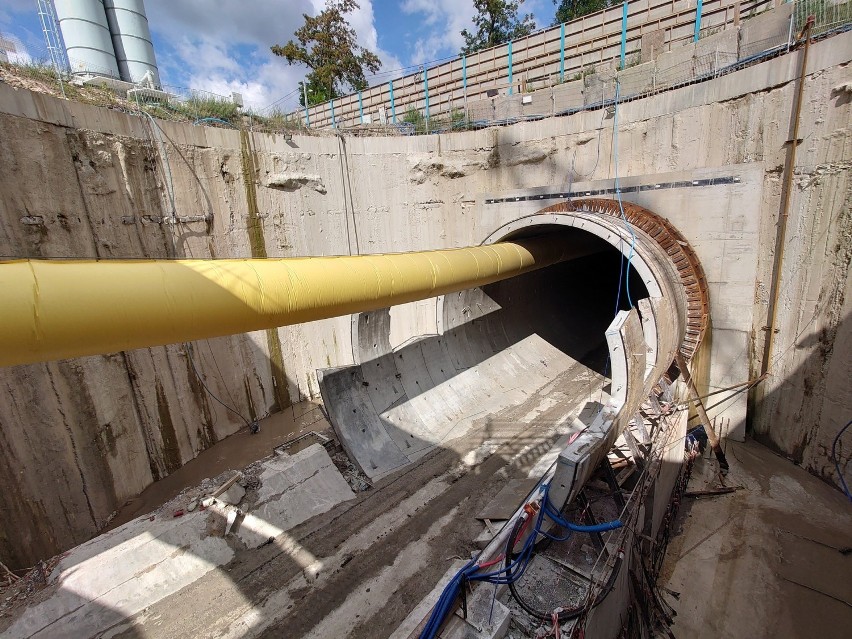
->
0, 236, 579, 367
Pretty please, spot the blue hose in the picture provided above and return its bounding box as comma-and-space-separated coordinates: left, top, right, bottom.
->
419, 484, 622, 637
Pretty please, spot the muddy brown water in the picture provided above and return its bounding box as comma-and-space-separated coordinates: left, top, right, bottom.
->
106, 400, 328, 531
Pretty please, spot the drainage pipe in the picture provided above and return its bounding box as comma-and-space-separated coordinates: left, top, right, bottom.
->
761, 15, 814, 375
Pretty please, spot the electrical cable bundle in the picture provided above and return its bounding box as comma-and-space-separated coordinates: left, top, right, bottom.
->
419, 484, 622, 639
507, 485, 624, 623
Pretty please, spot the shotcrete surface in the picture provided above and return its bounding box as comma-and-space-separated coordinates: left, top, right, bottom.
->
105, 401, 327, 530
0, 362, 604, 638
661, 439, 852, 639
0, 30, 848, 589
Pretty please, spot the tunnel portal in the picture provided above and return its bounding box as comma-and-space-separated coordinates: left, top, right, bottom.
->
322, 199, 706, 480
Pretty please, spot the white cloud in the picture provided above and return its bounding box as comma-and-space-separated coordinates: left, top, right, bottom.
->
146, 0, 315, 54
401, 0, 475, 63
400, 0, 552, 65
146, 0, 398, 111
344, 0, 404, 72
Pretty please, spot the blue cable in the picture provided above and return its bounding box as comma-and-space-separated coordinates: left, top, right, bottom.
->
612, 80, 638, 309
419, 484, 622, 638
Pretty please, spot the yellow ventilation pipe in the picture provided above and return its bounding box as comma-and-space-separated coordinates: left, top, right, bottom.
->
1, 236, 580, 367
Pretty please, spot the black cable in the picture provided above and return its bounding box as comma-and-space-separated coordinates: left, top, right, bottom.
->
832, 419, 852, 502
142, 111, 262, 436
685, 379, 761, 424
504, 512, 624, 622
185, 342, 259, 433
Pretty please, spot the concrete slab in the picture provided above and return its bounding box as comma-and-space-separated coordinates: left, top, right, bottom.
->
236, 444, 355, 549
617, 61, 655, 98
694, 28, 739, 61
739, 4, 794, 59
475, 479, 539, 520
655, 42, 697, 89
2, 444, 354, 638
552, 80, 583, 113
3, 510, 233, 639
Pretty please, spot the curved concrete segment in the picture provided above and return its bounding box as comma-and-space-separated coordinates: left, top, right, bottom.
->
320, 202, 690, 481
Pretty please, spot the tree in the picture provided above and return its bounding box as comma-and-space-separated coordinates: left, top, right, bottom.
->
461, 0, 537, 55
272, 0, 381, 106
553, 0, 612, 25
296, 79, 333, 109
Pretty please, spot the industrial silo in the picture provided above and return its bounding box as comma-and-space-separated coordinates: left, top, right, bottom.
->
53, 0, 121, 78
104, 0, 160, 87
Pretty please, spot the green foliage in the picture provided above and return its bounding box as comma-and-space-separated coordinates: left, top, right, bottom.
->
248, 108, 304, 132
461, 0, 536, 55
181, 94, 240, 121
297, 79, 333, 108
132, 92, 242, 125
617, 53, 640, 71
272, 0, 381, 104
553, 0, 613, 25
570, 66, 596, 81
7, 61, 59, 84
401, 107, 426, 132
400, 107, 469, 134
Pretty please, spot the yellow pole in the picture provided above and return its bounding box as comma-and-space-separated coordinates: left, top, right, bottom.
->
0, 237, 577, 367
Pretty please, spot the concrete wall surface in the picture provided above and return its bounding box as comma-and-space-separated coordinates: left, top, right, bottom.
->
0, 32, 849, 568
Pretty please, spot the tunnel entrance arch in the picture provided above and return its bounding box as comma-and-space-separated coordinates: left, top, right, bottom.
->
465, 198, 709, 361
326, 199, 707, 480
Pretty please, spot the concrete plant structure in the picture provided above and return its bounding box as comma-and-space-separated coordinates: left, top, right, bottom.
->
53, 0, 160, 85
0, 4, 850, 638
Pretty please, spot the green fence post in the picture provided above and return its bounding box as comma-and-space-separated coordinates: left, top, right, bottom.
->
423, 66, 430, 122
508, 40, 513, 94
462, 54, 467, 109
694, 0, 704, 41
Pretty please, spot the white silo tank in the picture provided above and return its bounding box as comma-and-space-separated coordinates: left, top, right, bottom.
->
53, 0, 121, 78
104, 0, 160, 86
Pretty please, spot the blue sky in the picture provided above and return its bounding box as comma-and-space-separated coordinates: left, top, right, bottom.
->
1, 0, 555, 112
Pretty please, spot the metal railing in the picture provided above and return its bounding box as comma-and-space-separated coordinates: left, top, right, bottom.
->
298, 0, 783, 129
298, 0, 852, 134
2, 1, 850, 135
795, 0, 852, 35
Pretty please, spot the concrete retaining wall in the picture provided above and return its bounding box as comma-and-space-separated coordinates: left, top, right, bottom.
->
0, 33, 849, 567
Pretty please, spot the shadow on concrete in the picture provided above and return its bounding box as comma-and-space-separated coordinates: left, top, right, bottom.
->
320, 244, 649, 479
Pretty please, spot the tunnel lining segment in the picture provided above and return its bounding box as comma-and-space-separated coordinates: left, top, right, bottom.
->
477, 198, 707, 359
